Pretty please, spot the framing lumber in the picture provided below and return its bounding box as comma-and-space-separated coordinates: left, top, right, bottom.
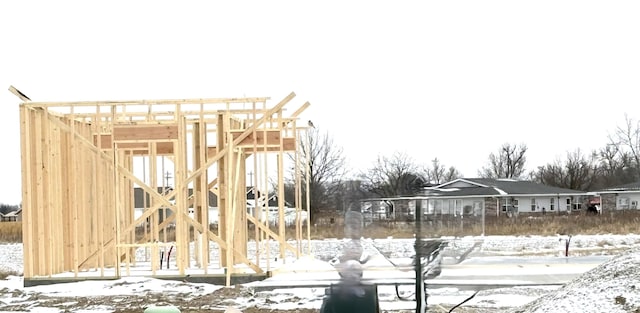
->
16, 91, 311, 285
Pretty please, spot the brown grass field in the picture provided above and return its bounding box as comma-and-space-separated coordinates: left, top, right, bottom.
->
2, 210, 640, 244
309, 210, 640, 239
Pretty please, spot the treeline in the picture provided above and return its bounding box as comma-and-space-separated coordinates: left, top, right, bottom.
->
284, 115, 640, 220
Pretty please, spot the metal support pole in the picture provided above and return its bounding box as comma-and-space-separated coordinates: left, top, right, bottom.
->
415, 200, 425, 313
482, 201, 485, 236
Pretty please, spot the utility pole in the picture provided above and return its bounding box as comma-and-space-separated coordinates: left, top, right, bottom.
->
247, 171, 254, 187
164, 171, 172, 187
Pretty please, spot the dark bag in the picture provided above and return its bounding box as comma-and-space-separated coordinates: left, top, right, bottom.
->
320, 283, 379, 313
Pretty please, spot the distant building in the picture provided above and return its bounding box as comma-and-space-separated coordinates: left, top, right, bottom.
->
1, 209, 22, 222
362, 178, 588, 218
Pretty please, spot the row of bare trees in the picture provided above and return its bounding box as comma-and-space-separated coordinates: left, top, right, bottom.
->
285, 115, 640, 220
531, 115, 640, 190
0, 203, 19, 215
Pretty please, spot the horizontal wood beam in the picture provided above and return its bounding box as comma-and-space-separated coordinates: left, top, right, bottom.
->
113, 125, 179, 141
94, 135, 174, 154
23, 97, 271, 107
207, 138, 296, 154
229, 130, 285, 146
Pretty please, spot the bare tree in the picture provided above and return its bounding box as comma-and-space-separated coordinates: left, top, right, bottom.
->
285, 127, 346, 215
479, 143, 528, 179
424, 158, 462, 184
331, 179, 370, 212
531, 149, 600, 191
596, 144, 637, 188
608, 114, 640, 180
563, 149, 600, 191
360, 151, 425, 197
599, 143, 621, 179
531, 158, 565, 187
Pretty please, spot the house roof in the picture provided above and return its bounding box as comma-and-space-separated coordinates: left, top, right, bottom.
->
595, 181, 640, 193
432, 178, 586, 197
246, 187, 265, 200
425, 186, 502, 197
246, 195, 292, 208
246, 186, 292, 207
362, 178, 589, 203
3, 209, 21, 217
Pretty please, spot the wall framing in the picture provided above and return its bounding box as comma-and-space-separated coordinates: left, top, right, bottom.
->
18, 91, 311, 285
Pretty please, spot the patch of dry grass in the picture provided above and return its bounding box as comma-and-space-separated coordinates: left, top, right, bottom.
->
0, 222, 21, 243
311, 210, 640, 239
480, 210, 640, 237
0, 269, 20, 279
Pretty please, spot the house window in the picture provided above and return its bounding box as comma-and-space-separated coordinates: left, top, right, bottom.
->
473, 201, 482, 216
502, 198, 519, 211
444, 199, 452, 214
454, 199, 463, 215
618, 197, 630, 210
531, 198, 536, 211
501, 199, 507, 212
433, 199, 443, 214
550, 198, 555, 211
566, 198, 571, 210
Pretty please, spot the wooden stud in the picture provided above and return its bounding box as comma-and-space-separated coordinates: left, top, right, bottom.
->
277, 112, 286, 261
19, 106, 33, 278
34, 108, 46, 276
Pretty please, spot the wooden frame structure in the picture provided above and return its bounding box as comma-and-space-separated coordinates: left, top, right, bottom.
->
17, 91, 312, 284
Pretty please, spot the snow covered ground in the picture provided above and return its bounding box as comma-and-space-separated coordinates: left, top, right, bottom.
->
1, 234, 640, 312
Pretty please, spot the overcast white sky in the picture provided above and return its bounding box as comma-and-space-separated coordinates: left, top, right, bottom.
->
1, 1, 639, 204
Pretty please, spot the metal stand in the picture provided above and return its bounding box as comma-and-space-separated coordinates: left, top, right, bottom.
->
414, 201, 425, 313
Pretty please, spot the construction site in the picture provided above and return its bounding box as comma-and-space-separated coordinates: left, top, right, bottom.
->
14, 88, 313, 286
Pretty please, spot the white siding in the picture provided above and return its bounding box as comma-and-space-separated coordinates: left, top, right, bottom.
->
513, 196, 571, 213
424, 197, 484, 216
616, 193, 640, 210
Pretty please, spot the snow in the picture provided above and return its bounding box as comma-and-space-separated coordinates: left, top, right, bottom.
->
2, 234, 640, 312
515, 246, 640, 313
